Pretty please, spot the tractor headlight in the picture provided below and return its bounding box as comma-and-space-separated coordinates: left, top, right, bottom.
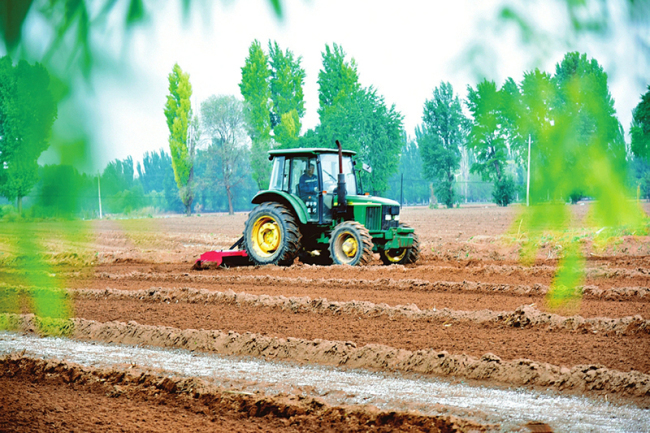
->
385, 215, 391, 221
394, 215, 399, 221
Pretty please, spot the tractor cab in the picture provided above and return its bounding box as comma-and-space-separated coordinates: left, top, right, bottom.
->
267, 148, 357, 223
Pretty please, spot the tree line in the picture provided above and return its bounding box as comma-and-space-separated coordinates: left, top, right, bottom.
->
1, 46, 649, 220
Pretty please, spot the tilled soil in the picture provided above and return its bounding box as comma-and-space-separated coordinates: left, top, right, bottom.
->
1, 356, 482, 433
1, 204, 649, 431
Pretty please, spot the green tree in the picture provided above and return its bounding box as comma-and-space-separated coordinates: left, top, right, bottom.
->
317, 86, 403, 194
386, 136, 429, 205
299, 44, 403, 194
317, 43, 360, 123
631, 86, 650, 160
466, 79, 515, 206
34, 164, 96, 218
549, 52, 626, 204
164, 63, 196, 215
200, 95, 250, 215
418, 82, 468, 208
631, 86, 650, 198
0, 56, 57, 213
268, 41, 306, 148
137, 149, 171, 193
240, 40, 273, 189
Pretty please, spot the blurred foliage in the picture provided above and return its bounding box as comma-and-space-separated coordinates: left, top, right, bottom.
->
464, 0, 650, 85
0, 0, 285, 330
0, 0, 283, 76
0, 56, 57, 212
0, 221, 73, 334
506, 52, 647, 310
417, 82, 468, 208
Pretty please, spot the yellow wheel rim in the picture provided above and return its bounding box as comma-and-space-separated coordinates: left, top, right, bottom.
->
384, 248, 407, 263
334, 232, 358, 263
341, 235, 358, 258
252, 215, 280, 257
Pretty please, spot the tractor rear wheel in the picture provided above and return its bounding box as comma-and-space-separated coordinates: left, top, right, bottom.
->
379, 224, 420, 265
244, 203, 301, 266
329, 221, 373, 266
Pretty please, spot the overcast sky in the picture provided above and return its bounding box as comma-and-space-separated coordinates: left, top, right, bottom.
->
31, 0, 649, 170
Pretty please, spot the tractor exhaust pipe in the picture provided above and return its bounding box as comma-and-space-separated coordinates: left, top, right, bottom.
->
335, 140, 347, 211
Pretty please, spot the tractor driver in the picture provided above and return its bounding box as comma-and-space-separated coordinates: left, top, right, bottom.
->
298, 163, 318, 200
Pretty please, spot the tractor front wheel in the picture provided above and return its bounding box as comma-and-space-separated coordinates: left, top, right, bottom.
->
244, 203, 301, 266
329, 221, 373, 266
379, 224, 420, 265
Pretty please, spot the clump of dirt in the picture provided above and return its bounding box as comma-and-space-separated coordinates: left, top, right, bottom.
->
0, 354, 491, 433
7, 314, 650, 401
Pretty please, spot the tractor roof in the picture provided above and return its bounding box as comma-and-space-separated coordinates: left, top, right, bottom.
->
268, 147, 356, 158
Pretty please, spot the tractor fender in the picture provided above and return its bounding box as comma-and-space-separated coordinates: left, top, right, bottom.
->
251, 190, 310, 224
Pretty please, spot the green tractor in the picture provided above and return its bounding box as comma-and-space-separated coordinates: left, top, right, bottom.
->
243, 141, 419, 267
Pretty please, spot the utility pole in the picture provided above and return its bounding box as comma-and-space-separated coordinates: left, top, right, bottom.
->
97, 173, 103, 219
526, 135, 531, 207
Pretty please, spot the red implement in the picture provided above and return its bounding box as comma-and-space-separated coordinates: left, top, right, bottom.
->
192, 237, 252, 269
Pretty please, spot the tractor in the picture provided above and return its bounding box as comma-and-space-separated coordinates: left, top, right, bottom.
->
241, 141, 419, 267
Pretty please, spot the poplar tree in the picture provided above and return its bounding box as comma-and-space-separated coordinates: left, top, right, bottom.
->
466, 79, 515, 206
418, 82, 467, 208
164, 63, 196, 215
240, 40, 272, 189
312, 45, 403, 194
268, 41, 306, 148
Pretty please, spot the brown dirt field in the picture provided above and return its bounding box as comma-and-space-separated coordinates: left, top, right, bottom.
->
1, 203, 650, 430
1, 356, 483, 433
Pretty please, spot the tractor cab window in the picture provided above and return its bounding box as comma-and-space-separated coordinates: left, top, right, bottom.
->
292, 157, 318, 219
269, 157, 288, 191
320, 154, 357, 196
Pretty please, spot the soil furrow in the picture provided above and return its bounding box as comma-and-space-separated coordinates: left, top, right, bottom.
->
70, 297, 650, 374
5, 315, 650, 402
70, 287, 650, 335
62, 271, 650, 319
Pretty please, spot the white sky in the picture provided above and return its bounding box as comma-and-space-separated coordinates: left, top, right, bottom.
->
30, 0, 648, 170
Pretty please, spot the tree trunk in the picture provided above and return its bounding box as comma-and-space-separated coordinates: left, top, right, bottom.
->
448, 171, 454, 208
17, 196, 22, 215
226, 185, 234, 216
185, 166, 194, 216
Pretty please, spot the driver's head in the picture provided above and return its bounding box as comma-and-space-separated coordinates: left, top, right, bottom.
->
307, 164, 315, 175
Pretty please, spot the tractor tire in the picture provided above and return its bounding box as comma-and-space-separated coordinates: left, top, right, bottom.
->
329, 221, 374, 266
379, 224, 420, 265
299, 249, 333, 266
244, 203, 301, 266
